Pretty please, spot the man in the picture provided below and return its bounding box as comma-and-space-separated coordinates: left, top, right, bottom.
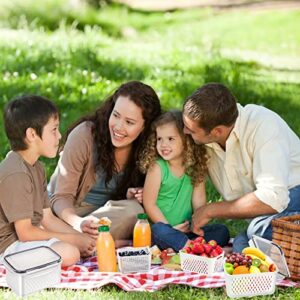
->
182, 83, 300, 252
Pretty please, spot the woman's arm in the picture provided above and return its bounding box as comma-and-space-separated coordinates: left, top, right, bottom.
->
49, 123, 94, 230
143, 163, 168, 224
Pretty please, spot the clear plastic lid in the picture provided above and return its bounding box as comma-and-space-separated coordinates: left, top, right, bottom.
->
4, 246, 61, 274
249, 235, 290, 279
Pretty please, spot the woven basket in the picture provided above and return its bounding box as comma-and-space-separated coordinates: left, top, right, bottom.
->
272, 214, 300, 281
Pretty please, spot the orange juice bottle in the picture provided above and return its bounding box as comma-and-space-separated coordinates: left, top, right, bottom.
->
96, 225, 117, 272
133, 213, 151, 247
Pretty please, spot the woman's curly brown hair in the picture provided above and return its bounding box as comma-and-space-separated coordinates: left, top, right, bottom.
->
139, 110, 207, 186
62, 81, 161, 199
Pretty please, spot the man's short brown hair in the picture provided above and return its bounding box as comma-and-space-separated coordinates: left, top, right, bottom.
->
183, 83, 238, 133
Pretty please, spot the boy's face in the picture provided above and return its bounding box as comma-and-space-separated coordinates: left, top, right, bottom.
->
37, 116, 61, 158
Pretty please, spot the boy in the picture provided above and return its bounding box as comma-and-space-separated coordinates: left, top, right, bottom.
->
0, 95, 95, 266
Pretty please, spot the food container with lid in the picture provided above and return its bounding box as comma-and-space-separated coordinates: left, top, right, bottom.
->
3, 246, 62, 297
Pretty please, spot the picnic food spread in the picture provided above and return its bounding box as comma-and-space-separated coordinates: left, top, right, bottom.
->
224, 247, 276, 275
181, 237, 223, 258
93, 217, 290, 298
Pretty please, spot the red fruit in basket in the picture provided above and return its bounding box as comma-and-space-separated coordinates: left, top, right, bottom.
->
215, 245, 223, 255
208, 240, 217, 248
203, 243, 213, 254
210, 249, 219, 258
269, 263, 276, 272
194, 236, 205, 244
201, 252, 209, 257
182, 247, 192, 254
192, 243, 204, 254
160, 250, 168, 260
188, 240, 195, 247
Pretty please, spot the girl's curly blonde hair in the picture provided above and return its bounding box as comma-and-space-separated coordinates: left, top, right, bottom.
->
139, 110, 207, 186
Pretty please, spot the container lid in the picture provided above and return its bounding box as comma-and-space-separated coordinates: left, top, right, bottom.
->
249, 235, 290, 279
98, 225, 110, 232
3, 246, 61, 274
137, 213, 148, 220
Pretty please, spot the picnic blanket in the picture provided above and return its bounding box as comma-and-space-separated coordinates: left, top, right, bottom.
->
0, 256, 299, 292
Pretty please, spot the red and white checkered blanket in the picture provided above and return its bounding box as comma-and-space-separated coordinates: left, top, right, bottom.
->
0, 256, 299, 291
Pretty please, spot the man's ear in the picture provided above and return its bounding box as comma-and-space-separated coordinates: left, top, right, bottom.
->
210, 126, 223, 137
25, 127, 37, 144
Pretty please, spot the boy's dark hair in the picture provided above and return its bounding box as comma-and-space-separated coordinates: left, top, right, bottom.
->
183, 83, 238, 133
4, 95, 59, 151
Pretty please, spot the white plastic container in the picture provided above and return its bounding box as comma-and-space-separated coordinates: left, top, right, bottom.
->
180, 251, 224, 274
224, 235, 290, 298
117, 246, 151, 274
3, 246, 62, 297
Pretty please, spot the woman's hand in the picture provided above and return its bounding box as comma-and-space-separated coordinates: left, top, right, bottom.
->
80, 217, 99, 240
173, 220, 191, 233
126, 187, 143, 204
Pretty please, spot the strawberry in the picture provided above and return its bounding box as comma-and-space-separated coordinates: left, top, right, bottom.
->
186, 247, 192, 253
215, 245, 223, 255
210, 249, 219, 258
203, 243, 213, 254
182, 247, 192, 254
194, 236, 205, 244
192, 243, 204, 255
201, 252, 209, 257
188, 240, 195, 247
160, 250, 168, 260
208, 240, 217, 248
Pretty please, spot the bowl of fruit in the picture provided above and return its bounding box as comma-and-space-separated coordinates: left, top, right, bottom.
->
179, 237, 224, 274
224, 247, 277, 298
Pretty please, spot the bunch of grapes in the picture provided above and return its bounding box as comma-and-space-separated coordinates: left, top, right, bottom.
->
225, 252, 252, 268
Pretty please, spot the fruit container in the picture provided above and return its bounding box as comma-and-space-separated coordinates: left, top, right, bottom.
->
224, 235, 290, 298
117, 246, 151, 274
180, 250, 224, 274
3, 246, 61, 297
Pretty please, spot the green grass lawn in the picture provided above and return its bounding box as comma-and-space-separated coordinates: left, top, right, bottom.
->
0, 0, 300, 298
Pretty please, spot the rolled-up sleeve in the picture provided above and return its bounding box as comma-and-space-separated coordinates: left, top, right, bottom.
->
253, 119, 290, 212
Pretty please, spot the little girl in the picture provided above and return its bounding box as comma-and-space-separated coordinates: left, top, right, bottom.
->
139, 110, 229, 251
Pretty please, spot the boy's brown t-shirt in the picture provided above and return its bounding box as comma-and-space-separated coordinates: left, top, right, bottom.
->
0, 151, 50, 253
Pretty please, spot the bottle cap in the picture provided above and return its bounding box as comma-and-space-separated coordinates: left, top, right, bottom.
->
137, 213, 148, 220
98, 225, 110, 232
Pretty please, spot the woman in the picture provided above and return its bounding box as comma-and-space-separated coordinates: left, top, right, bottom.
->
48, 81, 161, 246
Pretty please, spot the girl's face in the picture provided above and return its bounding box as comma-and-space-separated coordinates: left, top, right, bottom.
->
109, 96, 145, 149
156, 122, 184, 162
